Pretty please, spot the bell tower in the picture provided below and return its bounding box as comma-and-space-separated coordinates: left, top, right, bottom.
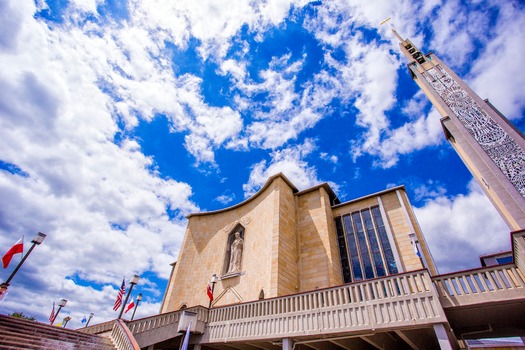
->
390, 25, 525, 230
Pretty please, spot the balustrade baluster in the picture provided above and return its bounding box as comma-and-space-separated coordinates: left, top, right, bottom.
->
473, 272, 487, 292
481, 272, 495, 291
507, 267, 523, 287
492, 269, 507, 289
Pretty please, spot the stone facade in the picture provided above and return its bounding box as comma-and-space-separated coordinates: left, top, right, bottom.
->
161, 174, 436, 312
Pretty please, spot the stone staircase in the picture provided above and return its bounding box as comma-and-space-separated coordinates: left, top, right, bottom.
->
0, 314, 116, 349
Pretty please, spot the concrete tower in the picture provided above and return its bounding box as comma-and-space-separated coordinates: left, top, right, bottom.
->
391, 27, 525, 231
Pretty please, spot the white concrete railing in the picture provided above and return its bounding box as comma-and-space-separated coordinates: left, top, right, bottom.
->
127, 306, 207, 334
79, 320, 114, 335
127, 306, 208, 348
432, 264, 525, 308
111, 319, 140, 350
205, 270, 446, 343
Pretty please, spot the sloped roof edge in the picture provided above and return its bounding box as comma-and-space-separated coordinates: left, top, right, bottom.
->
331, 185, 406, 209
186, 173, 298, 218
295, 183, 340, 206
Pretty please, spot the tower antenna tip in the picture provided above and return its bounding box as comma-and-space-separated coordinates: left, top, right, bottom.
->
379, 17, 392, 26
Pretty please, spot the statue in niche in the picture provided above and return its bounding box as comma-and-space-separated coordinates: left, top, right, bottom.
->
227, 231, 244, 274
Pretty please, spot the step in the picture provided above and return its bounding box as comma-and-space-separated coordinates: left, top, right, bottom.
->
0, 315, 116, 349
0, 329, 113, 350
0, 315, 104, 337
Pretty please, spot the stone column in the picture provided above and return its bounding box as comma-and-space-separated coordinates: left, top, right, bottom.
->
282, 338, 293, 350
434, 323, 454, 350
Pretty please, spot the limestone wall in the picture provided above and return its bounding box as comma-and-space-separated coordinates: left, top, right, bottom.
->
162, 175, 298, 311
296, 187, 342, 292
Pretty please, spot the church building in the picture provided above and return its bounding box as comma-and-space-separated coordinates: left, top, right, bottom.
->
76, 28, 525, 350
161, 174, 436, 311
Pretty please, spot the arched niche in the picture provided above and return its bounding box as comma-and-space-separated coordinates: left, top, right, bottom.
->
222, 223, 245, 276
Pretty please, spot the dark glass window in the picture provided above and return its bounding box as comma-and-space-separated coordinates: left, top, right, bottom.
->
372, 206, 398, 274
335, 206, 399, 282
362, 209, 386, 277
334, 216, 351, 283
343, 214, 363, 281
352, 212, 374, 279
495, 256, 513, 265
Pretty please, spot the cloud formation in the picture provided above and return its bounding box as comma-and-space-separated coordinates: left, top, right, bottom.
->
0, 0, 523, 328
414, 180, 509, 273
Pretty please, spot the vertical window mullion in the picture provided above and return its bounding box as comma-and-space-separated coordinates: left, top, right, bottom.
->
352, 211, 374, 279
370, 209, 389, 275
362, 209, 386, 277
343, 214, 363, 281
372, 206, 398, 274
334, 216, 352, 283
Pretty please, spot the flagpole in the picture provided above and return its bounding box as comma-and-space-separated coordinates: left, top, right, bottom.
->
118, 274, 139, 319
208, 274, 217, 308
85, 313, 94, 327
131, 293, 142, 321
1, 233, 46, 288
51, 299, 68, 325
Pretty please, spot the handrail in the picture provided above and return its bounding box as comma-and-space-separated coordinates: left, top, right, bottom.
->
209, 270, 433, 322
78, 320, 115, 334
127, 306, 207, 334
110, 319, 140, 350
432, 264, 525, 308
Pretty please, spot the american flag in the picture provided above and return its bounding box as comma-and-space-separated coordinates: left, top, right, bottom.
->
113, 278, 126, 311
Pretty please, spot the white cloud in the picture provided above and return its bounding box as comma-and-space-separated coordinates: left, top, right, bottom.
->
369, 109, 445, 167
428, 0, 476, 66
320, 152, 338, 164
413, 179, 448, 202
414, 180, 509, 273
243, 139, 321, 196
215, 191, 236, 205
469, 2, 525, 119
222, 53, 335, 150
0, 0, 198, 325
304, 0, 525, 169
129, 0, 299, 60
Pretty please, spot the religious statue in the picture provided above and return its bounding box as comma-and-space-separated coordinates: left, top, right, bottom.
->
227, 231, 244, 273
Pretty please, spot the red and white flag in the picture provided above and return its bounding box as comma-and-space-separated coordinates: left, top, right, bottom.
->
0, 287, 8, 305
49, 301, 55, 325
125, 298, 135, 313
206, 283, 213, 302
2, 237, 24, 268
113, 278, 126, 311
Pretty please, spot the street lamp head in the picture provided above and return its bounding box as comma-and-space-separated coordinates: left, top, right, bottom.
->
211, 274, 217, 284
89, 312, 94, 318
137, 293, 143, 301
59, 299, 67, 307
32, 232, 47, 245
130, 274, 140, 285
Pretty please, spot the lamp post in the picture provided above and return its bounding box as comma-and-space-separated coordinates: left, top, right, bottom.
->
85, 313, 94, 327
51, 299, 67, 325
62, 316, 71, 328
118, 274, 139, 319
208, 274, 217, 309
131, 293, 142, 321
1, 232, 46, 288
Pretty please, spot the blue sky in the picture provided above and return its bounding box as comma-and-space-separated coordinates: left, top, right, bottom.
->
0, 0, 524, 327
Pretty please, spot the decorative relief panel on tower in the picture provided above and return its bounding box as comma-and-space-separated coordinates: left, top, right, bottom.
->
422, 64, 525, 198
